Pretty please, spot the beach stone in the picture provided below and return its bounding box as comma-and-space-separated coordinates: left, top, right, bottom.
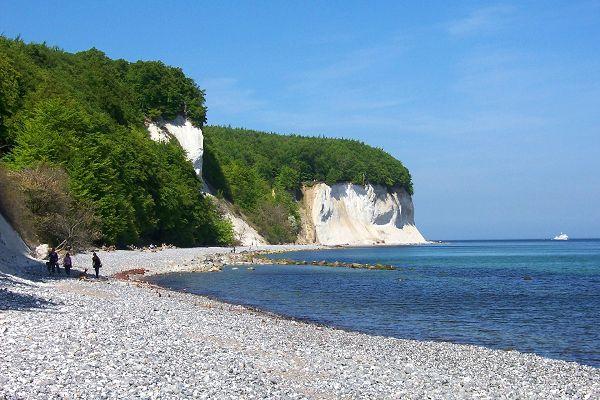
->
35, 243, 50, 259
1, 246, 598, 399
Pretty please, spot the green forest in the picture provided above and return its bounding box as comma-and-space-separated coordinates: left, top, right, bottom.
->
203, 126, 413, 243
0, 36, 231, 247
0, 37, 413, 247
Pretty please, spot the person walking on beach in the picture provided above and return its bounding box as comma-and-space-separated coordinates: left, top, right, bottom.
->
46, 254, 52, 275
48, 248, 59, 274
63, 252, 72, 275
92, 252, 102, 278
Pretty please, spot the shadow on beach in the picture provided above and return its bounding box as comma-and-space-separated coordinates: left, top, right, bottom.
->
0, 275, 55, 311
0, 253, 92, 283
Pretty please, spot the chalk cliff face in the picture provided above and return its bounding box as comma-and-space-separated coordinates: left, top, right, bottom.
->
147, 117, 267, 246
147, 115, 204, 176
0, 213, 33, 276
222, 205, 269, 246
147, 119, 424, 246
300, 183, 426, 246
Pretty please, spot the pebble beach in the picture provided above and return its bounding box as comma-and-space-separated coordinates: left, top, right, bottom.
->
1, 246, 599, 399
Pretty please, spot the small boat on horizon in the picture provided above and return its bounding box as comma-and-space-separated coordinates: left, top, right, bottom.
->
553, 233, 569, 241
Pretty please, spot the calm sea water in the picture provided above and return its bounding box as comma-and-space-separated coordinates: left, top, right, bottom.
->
150, 240, 600, 367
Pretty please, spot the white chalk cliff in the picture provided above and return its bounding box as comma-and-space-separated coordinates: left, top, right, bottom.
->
147, 116, 267, 246
299, 182, 426, 246
218, 202, 268, 246
0, 213, 36, 276
147, 115, 204, 176
147, 117, 424, 246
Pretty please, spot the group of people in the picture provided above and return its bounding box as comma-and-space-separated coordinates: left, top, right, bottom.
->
46, 248, 71, 275
46, 248, 103, 278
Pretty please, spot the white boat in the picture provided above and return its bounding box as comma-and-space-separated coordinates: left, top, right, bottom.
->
552, 233, 569, 241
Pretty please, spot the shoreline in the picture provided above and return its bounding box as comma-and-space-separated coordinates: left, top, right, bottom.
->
69, 244, 327, 278
142, 274, 594, 369
120, 273, 600, 370
1, 245, 599, 398
142, 250, 598, 369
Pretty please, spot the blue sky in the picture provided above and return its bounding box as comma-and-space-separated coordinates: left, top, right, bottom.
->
2, 1, 599, 239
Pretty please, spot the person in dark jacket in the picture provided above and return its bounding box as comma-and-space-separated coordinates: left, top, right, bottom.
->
48, 248, 59, 274
63, 252, 72, 275
92, 252, 102, 278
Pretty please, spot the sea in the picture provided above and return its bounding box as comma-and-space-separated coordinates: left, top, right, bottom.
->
149, 240, 600, 367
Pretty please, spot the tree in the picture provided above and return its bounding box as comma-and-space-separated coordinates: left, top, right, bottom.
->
1, 36, 234, 247
1, 165, 100, 250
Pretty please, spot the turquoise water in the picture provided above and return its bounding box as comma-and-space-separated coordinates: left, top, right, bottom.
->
150, 240, 600, 367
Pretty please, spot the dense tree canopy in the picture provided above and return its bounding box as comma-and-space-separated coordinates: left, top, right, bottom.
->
203, 126, 413, 194
0, 37, 231, 247
203, 126, 413, 243
0, 36, 415, 246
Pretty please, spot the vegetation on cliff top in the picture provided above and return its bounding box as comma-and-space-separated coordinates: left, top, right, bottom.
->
202, 125, 413, 243
0, 36, 232, 247
1, 36, 414, 246
204, 126, 412, 193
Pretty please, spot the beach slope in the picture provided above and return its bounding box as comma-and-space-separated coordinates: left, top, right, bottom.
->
1, 247, 598, 399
